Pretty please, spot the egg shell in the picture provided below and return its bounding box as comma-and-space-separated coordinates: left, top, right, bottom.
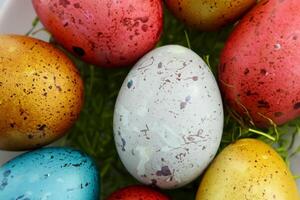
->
219, 0, 300, 127
113, 45, 224, 189
165, 0, 256, 31
0, 35, 83, 150
0, 147, 99, 200
106, 185, 169, 200
32, 0, 163, 68
196, 139, 300, 200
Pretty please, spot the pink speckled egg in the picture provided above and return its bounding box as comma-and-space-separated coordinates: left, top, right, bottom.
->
32, 0, 163, 68
219, 0, 300, 127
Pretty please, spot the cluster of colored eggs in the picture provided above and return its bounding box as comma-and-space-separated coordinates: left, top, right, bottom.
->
0, 0, 299, 199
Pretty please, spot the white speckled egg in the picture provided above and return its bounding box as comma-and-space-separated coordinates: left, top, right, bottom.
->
113, 45, 224, 189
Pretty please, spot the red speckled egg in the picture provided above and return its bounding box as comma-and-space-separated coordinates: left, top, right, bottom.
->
106, 185, 169, 200
32, 0, 163, 68
219, 0, 300, 127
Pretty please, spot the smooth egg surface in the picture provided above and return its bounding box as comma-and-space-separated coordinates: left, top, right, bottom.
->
114, 45, 224, 189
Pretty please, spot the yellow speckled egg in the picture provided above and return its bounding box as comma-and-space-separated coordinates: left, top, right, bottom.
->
196, 139, 300, 200
0, 35, 84, 151
165, 0, 256, 31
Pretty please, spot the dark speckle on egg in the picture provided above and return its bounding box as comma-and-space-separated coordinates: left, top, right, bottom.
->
72, 46, 85, 57
156, 166, 172, 176
3, 170, 11, 177
127, 80, 133, 89
59, 0, 70, 8
293, 102, 300, 110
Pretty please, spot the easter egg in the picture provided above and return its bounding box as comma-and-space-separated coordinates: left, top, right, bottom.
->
32, 0, 163, 68
0, 35, 83, 150
165, 0, 256, 31
113, 45, 224, 189
196, 139, 300, 200
0, 147, 99, 200
106, 185, 169, 200
219, 0, 300, 127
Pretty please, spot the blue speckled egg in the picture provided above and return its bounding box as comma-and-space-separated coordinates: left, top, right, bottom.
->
0, 147, 99, 200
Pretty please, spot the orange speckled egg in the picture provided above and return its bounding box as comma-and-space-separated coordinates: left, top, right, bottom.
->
165, 0, 256, 31
0, 35, 84, 151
